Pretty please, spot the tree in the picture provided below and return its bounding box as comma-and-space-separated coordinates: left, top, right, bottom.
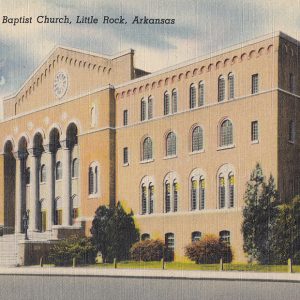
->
90, 202, 139, 263
272, 196, 300, 264
242, 163, 279, 264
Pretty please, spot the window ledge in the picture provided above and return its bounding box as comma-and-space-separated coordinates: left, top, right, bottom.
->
163, 155, 177, 160
40, 182, 46, 185
288, 140, 295, 144
55, 179, 63, 182
217, 144, 235, 151
123, 162, 129, 167
140, 158, 154, 164
72, 176, 79, 180
189, 149, 205, 155
251, 140, 259, 145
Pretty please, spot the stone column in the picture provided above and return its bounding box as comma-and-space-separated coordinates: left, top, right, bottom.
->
28, 149, 38, 232
14, 153, 22, 233
62, 140, 71, 226
44, 145, 54, 231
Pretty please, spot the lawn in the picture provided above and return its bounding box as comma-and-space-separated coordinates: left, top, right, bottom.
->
93, 261, 300, 273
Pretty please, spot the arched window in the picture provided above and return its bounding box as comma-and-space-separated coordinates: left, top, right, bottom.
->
190, 169, 206, 211
71, 195, 79, 220
219, 230, 230, 245
218, 75, 225, 102
190, 84, 196, 109
141, 233, 150, 241
40, 164, 46, 183
141, 98, 146, 121
25, 167, 30, 185
166, 132, 176, 156
142, 137, 153, 160
192, 126, 203, 152
72, 158, 79, 178
172, 89, 177, 113
88, 162, 99, 195
217, 164, 235, 209
198, 81, 204, 106
289, 120, 295, 142
55, 161, 62, 180
164, 92, 170, 115
191, 231, 202, 242
165, 233, 175, 261
220, 119, 233, 146
228, 73, 234, 99
164, 172, 179, 213
140, 176, 155, 215
148, 96, 153, 119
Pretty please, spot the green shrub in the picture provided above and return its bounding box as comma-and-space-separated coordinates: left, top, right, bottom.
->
185, 234, 233, 264
49, 235, 97, 266
130, 239, 165, 261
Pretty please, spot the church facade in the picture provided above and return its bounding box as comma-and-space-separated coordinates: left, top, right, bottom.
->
0, 31, 299, 263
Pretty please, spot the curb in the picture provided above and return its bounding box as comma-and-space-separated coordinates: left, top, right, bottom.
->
0, 267, 300, 282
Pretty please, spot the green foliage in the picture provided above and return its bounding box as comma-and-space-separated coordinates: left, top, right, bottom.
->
184, 234, 233, 264
90, 202, 139, 263
49, 235, 97, 266
130, 239, 165, 261
272, 196, 300, 264
242, 163, 279, 264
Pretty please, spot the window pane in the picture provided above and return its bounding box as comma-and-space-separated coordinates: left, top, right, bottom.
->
190, 85, 196, 108
251, 121, 259, 141
143, 137, 152, 160
191, 180, 197, 210
199, 178, 205, 210
88, 167, 94, 194
149, 185, 154, 214
228, 74, 234, 99
229, 174, 234, 208
192, 126, 203, 152
123, 147, 128, 164
220, 230, 230, 245
218, 77, 225, 101
192, 231, 201, 242
123, 110, 128, 126
141, 99, 146, 121
141, 185, 147, 214
219, 177, 225, 208
172, 90, 177, 113
198, 82, 204, 106
148, 97, 153, 119
173, 181, 178, 212
166, 132, 176, 156
220, 120, 233, 146
164, 93, 170, 115
252, 74, 259, 94
165, 182, 171, 212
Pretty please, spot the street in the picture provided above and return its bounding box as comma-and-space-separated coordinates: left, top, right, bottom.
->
0, 274, 299, 300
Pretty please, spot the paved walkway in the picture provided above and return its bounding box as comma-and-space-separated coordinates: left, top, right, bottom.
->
0, 266, 300, 282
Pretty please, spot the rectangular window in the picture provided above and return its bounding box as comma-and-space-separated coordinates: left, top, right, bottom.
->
219, 177, 225, 208
198, 83, 204, 106
199, 179, 205, 210
251, 121, 259, 142
252, 74, 259, 94
173, 183, 178, 212
149, 185, 154, 214
123, 147, 128, 165
123, 110, 128, 126
148, 98, 153, 119
191, 180, 197, 210
141, 101, 146, 121
165, 183, 171, 213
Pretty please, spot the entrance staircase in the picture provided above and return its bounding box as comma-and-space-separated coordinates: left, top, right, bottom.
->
0, 233, 24, 266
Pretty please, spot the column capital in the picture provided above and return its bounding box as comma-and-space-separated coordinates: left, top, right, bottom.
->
27, 148, 35, 156
60, 140, 68, 149
43, 144, 51, 153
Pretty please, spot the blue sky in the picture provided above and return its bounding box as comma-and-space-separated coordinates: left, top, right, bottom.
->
0, 0, 300, 98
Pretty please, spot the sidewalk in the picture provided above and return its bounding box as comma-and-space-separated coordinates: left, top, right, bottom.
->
0, 266, 300, 282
